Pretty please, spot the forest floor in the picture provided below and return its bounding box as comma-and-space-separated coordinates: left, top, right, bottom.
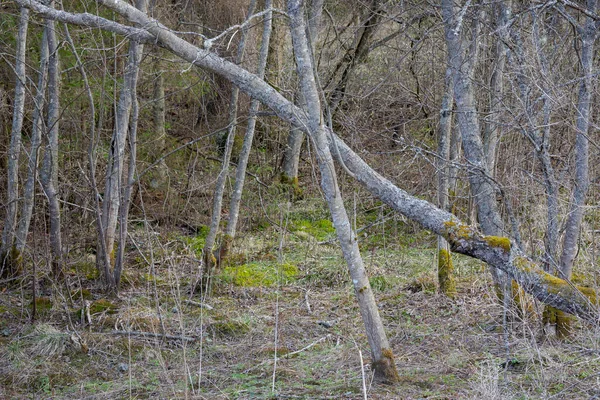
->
1, 199, 600, 399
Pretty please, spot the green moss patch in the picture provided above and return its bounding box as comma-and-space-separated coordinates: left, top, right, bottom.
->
290, 218, 335, 241
220, 262, 298, 287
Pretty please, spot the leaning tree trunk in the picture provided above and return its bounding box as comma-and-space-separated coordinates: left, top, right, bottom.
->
437, 65, 456, 298
201, 0, 257, 290
1, 7, 29, 277
288, 0, 399, 383
220, 0, 273, 261
557, 0, 596, 337
19, 0, 600, 367
15, 28, 48, 255
99, 0, 145, 288
39, 13, 63, 278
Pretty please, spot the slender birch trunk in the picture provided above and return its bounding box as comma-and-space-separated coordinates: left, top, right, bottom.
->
39, 13, 63, 278
15, 29, 48, 254
220, 0, 273, 260
288, 0, 399, 383
201, 0, 257, 288
1, 7, 29, 277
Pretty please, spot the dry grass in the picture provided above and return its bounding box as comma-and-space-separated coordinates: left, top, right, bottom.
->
1, 219, 599, 399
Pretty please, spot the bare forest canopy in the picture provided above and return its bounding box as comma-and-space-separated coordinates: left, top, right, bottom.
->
1, 0, 599, 388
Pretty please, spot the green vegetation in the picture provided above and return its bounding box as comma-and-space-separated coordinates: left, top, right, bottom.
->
220, 261, 298, 287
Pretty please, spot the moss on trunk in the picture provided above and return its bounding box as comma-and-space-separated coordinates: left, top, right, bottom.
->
372, 348, 400, 384
437, 248, 456, 298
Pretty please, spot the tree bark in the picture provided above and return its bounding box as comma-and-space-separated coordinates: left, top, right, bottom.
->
99, 0, 146, 288
555, 0, 596, 336
281, 0, 324, 190
221, 0, 274, 260
16, 28, 48, 255
39, 13, 63, 278
437, 65, 456, 297
442, 0, 508, 296
201, 0, 257, 289
1, 7, 29, 276
483, 0, 510, 176
18, 0, 600, 346
288, 0, 399, 383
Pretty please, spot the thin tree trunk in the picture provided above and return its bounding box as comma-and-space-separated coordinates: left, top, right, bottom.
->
114, 95, 139, 288
556, 0, 596, 336
39, 13, 63, 278
151, 63, 168, 186
437, 65, 456, 297
288, 0, 399, 383
443, 1, 508, 297
221, 0, 273, 260
281, 0, 324, 190
20, 0, 600, 342
99, 0, 145, 288
483, 0, 510, 176
1, 7, 29, 276
202, 0, 257, 287
16, 24, 47, 255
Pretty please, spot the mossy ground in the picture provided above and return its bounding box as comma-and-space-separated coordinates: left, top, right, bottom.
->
1, 203, 599, 399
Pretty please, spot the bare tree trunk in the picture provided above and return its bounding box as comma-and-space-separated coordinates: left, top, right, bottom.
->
483, 0, 510, 176
437, 65, 456, 297
99, 0, 146, 288
39, 13, 63, 278
1, 7, 29, 277
151, 64, 168, 186
281, 0, 324, 190
556, 0, 596, 336
19, 0, 600, 348
202, 0, 257, 288
114, 95, 139, 288
509, 9, 560, 271
288, 0, 399, 383
443, 1, 509, 298
15, 29, 48, 255
221, 0, 273, 260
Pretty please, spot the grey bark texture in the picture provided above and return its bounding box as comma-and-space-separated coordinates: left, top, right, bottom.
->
223, 0, 273, 249
483, 0, 510, 176
17, 0, 600, 345
99, 0, 146, 288
559, 0, 596, 280
281, 0, 324, 185
1, 7, 29, 271
39, 14, 63, 277
288, 0, 399, 383
16, 28, 48, 254
202, 0, 256, 281
437, 64, 455, 297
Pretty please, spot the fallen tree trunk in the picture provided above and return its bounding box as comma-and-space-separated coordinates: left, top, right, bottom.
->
17, 0, 599, 324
